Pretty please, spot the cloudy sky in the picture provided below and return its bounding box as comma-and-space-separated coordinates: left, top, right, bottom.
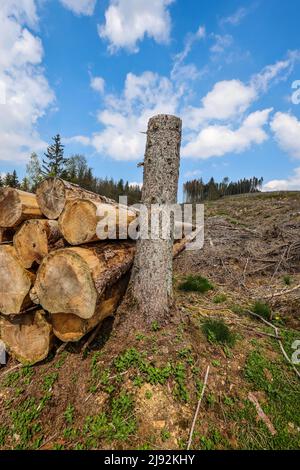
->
1, 0, 300, 193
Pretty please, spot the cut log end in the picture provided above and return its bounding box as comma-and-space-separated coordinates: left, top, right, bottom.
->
0, 188, 42, 228
51, 275, 129, 342
0, 310, 53, 365
0, 188, 22, 227
34, 248, 97, 319
59, 199, 97, 245
14, 219, 62, 269
59, 199, 137, 245
0, 246, 34, 315
36, 177, 66, 219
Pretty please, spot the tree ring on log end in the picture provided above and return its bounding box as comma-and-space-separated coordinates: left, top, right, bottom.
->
0, 188, 22, 227
36, 177, 66, 219
0, 246, 33, 314
35, 248, 97, 319
59, 199, 97, 245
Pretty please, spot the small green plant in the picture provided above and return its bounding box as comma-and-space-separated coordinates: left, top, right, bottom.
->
3, 371, 20, 387
0, 426, 8, 446
145, 390, 153, 400
252, 301, 271, 320
173, 363, 189, 402
178, 275, 213, 293
211, 359, 221, 367
213, 293, 227, 304
43, 372, 58, 391
202, 319, 236, 347
283, 275, 292, 286
161, 428, 171, 442
133, 375, 144, 387
64, 404, 74, 425
151, 321, 160, 332
135, 333, 145, 341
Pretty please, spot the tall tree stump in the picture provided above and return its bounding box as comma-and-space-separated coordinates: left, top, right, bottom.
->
117, 114, 182, 330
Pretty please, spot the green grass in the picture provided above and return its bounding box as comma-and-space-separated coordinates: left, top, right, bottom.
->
252, 301, 272, 321
229, 348, 300, 449
64, 404, 75, 425
213, 293, 227, 304
202, 319, 236, 347
283, 275, 292, 286
178, 275, 213, 293
83, 393, 136, 447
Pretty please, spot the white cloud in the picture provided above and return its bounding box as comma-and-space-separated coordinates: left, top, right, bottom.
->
0, 1, 55, 162
271, 112, 300, 159
2, 0, 38, 27
90, 76, 105, 94
99, 0, 174, 53
129, 181, 143, 188
184, 80, 257, 130
64, 135, 92, 146
88, 71, 182, 161
264, 167, 300, 191
182, 109, 272, 159
220, 7, 251, 26
171, 25, 206, 83
70, 53, 298, 163
60, 0, 97, 16
251, 50, 300, 93
184, 169, 202, 178
210, 34, 233, 54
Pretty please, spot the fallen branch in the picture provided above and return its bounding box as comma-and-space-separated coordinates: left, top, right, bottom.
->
245, 309, 300, 380
248, 392, 276, 436
264, 284, 300, 299
187, 365, 210, 450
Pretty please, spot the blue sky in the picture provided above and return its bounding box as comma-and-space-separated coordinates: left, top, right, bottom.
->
1, 0, 300, 195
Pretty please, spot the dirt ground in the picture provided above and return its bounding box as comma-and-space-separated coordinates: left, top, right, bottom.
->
0, 191, 299, 450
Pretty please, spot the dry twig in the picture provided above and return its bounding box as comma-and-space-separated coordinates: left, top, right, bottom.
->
187, 365, 210, 450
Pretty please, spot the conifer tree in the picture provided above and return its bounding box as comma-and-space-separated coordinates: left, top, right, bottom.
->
42, 134, 67, 177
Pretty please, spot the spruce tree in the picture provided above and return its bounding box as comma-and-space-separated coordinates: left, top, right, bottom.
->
42, 134, 67, 177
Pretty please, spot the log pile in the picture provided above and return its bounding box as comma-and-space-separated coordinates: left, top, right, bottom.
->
0, 181, 194, 365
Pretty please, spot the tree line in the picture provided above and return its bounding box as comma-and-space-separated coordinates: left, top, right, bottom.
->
1, 134, 264, 205
0, 134, 142, 205
183, 176, 264, 202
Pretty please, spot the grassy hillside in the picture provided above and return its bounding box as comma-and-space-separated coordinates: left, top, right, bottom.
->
0, 192, 300, 450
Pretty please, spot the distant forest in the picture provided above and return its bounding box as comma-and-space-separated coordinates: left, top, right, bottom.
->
183, 176, 264, 202
0, 134, 263, 205
0, 135, 142, 205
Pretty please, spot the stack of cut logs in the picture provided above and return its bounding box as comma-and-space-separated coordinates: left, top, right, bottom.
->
0, 178, 194, 365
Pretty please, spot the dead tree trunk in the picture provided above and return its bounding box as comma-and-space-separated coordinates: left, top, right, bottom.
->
117, 114, 182, 330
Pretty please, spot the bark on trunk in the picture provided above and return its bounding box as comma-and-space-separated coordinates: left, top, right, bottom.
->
0, 188, 43, 228
30, 242, 135, 319
14, 219, 64, 268
36, 177, 118, 220
59, 199, 137, 245
0, 246, 35, 315
50, 274, 129, 342
117, 114, 182, 329
0, 310, 53, 365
